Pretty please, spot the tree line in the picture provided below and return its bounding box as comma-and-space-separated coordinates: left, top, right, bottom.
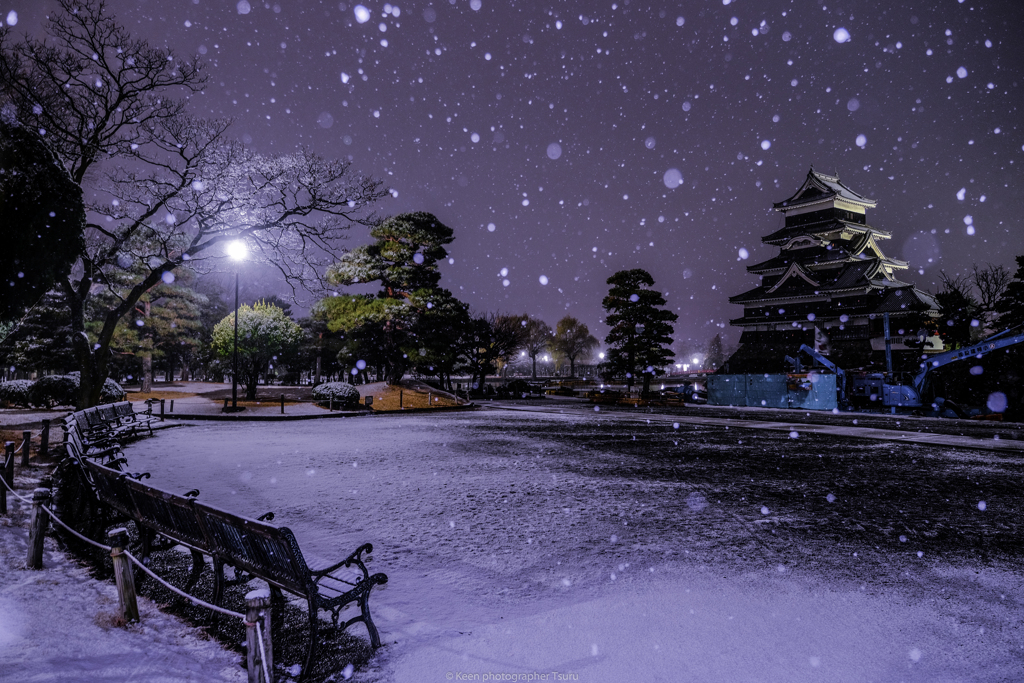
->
0, 1, 684, 406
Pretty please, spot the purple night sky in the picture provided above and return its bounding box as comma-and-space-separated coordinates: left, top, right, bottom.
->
7, 0, 1024, 351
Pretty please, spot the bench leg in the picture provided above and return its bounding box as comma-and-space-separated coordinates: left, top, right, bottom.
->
301, 596, 319, 683
185, 550, 205, 592
360, 590, 382, 649
210, 558, 226, 628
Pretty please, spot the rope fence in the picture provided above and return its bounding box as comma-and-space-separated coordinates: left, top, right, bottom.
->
0, 453, 275, 683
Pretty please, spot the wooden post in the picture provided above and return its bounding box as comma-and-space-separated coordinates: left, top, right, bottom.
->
428, 392, 431, 407
329, 397, 333, 412
27, 487, 50, 569
245, 589, 273, 683
280, 394, 284, 414
170, 399, 174, 413
108, 528, 140, 623
1, 441, 13, 515
40, 419, 50, 460
21, 430, 30, 467
159, 399, 165, 416
399, 390, 403, 410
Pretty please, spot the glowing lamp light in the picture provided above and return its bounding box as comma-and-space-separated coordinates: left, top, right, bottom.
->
226, 240, 248, 261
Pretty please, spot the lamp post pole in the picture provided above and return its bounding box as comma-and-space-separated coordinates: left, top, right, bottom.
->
232, 269, 239, 409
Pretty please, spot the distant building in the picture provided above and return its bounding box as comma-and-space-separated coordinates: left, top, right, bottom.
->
724, 168, 941, 374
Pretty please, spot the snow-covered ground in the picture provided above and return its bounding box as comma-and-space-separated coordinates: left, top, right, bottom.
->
0, 468, 246, 682
111, 409, 1023, 682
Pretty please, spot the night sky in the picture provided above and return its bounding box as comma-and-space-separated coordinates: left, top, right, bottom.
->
7, 0, 1024, 351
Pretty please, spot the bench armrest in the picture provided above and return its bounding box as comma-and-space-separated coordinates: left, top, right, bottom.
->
309, 542, 378, 586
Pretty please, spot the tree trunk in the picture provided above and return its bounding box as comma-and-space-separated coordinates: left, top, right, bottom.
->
314, 352, 322, 387
65, 280, 103, 409
531, 355, 537, 379
626, 348, 635, 393
568, 356, 576, 378
141, 300, 152, 392
244, 368, 259, 400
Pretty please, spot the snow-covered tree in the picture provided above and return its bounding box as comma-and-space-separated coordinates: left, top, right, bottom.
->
322, 212, 459, 384
211, 301, 303, 400
0, 1, 388, 407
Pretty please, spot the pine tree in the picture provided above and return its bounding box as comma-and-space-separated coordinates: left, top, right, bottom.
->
601, 269, 677, 394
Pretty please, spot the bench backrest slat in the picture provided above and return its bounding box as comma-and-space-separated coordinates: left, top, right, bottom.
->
122, 479, 209, 550
83, 461, 138, 518
194, 502, 312, 595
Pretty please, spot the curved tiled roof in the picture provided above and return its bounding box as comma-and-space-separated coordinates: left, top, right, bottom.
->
773, 168, 877, 211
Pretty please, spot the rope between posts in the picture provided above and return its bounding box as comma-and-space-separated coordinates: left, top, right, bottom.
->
255, 619, 272, 683
0, 469, 31, 504
40, 504, 113, 552
122, 549, 245, 620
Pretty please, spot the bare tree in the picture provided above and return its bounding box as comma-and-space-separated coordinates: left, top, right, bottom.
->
972, 263, 1011, 328
551, 316, 598, 378
521, 317, 553, 379
464, 313, 529, 390
0, 1, 389, 406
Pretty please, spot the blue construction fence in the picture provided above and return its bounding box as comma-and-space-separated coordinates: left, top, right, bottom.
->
707, 373, 838, 411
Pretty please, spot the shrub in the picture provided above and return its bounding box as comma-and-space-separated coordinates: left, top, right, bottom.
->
24, 373, 126, 408
65, 373, 127, 403
27, 374, 78, 408
311, 381, 360, 408
0, 380, 34, 407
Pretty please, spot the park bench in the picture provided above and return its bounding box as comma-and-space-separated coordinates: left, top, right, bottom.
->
62, 415, 124, 463
112, 401, 158, 436
80, 458, 388, 679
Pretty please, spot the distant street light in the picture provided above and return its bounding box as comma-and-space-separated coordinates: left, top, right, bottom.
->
227, 240, 247, 411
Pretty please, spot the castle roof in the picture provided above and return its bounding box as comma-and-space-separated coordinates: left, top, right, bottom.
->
773, 168, 877, 212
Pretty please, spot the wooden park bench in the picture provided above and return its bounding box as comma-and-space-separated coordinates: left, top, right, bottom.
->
112, 401, 159, 436
80, 459, 388, 679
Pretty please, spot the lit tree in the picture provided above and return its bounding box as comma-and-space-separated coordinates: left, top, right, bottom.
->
551, 316, 598, 378
211, 301, 303, 400
601, 269, 677, 394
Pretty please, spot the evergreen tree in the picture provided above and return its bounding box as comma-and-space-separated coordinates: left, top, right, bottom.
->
322, 212, 461, 384
0, 289, 78, 374
601, 269, 677, 394
409, 289, 473, 390
705, 334, 725, 371
995, 256, 1024, 330
0, 118, 84, 323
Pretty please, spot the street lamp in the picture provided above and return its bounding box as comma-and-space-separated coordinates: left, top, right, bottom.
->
226, 240, 247, 411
